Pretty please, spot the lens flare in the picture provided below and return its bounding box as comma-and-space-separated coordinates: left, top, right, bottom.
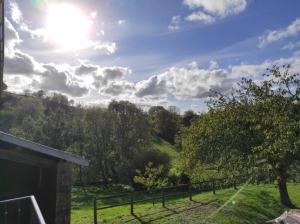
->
204, 177, 253, 223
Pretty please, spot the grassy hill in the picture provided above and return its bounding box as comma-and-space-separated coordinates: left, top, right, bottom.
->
71, 183, 300, 224
152, 138, 180, 171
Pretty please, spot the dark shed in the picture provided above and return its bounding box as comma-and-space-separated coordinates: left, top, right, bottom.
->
0, 131, 89, 224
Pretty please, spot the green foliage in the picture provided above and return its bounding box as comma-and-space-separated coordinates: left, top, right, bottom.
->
148, 106, 180, 144
134, 162, 168, 190
0, 93, 171, 185
0, 109, 14, 132
181, 65, 300, 206
181, 110, 199, 127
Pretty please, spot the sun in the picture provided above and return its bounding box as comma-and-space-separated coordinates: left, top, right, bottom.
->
45, 3, 92, 51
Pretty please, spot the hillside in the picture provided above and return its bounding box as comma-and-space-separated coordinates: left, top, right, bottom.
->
152, 138, 180, 170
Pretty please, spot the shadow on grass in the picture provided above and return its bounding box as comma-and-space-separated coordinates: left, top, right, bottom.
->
124, 200, 217, 223
214, 189, 286, 224
72, 186, 132, 210
72, 185, 211, 211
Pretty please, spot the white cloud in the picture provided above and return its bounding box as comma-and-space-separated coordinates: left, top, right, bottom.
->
9, 1, 22, 24
37, 64, 89, 97
282, 41, 300, 50
104, 81, 135, 96
230, 62, 271, 79
183, 0, 247, 24
135, 53, 300, 101
5, 51, 40, 75
168, 16, 182, 31
184, 0, 247, 17
136, 76, 169, 98
4, 18, 22, 56
8, 0, 47, 41
93, 42, 117, 55
5, 50, 300, 106
186, 11, 215, 23
75, 64, 98, 75
93, 66, 132, 89
208, 60, 219, 70
136, 63, 232, 100
258, 18, 300, 48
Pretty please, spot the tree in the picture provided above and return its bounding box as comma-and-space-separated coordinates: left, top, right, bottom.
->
182, 110, 198, 127
182, 65, 300, 207
10, 96, 45, 141
148, 106, 179, 144
84, 107, 115, 183
109, 101, 152, 183
0, 92, 172, 186
134, 162, 168, 190
42, 93, 74, 149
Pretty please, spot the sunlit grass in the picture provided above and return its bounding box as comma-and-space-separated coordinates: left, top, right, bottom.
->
71, 183, 300, 224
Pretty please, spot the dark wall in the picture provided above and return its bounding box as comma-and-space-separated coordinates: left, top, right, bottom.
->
0, 159, 58, 224
0, 159, 38, 199
37, 166, 57, 224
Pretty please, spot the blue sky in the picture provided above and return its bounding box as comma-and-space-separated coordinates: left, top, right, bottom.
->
4, 0, 300, 112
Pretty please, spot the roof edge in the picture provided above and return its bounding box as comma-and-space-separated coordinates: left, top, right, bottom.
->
0, 131, 89, 166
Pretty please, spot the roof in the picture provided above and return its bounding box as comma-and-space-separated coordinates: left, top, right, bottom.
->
0, 131, 89, 166
267, 209, 300, 224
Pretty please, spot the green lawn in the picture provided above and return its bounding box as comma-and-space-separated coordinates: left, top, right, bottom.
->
71, 183, 300, 224
152, 138, 180, 170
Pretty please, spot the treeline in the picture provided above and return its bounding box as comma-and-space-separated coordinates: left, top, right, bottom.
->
0, 91, 198, 185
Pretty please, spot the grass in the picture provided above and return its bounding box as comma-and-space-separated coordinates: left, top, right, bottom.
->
71, 183, 300, 224
152, 138, 180, 170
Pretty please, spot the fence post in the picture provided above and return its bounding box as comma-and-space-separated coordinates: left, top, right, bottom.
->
162, 188, 165, 207
188, 184, 192, 201
233, 179, 237, 190
94, 197, 98, 224
212, 179, 216, 195
130, 192, 134, 215
4, 204, 7, 224
17, 201, 21, 224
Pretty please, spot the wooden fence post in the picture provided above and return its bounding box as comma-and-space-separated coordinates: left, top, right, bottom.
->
189, 184, 192, 201
233, 180, 237, 190
94, 197, 98, 224
130, 192, 134, 215
212, 179, 216, 195
162, 188, 165, 207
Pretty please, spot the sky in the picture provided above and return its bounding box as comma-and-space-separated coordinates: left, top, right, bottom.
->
3, 0, 300, 112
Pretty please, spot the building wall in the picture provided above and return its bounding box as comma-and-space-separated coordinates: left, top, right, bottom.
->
55, 161, 72, 224
38, 166, 57, 224
0, 158, 58, 224
0, 159, 38, 224
0, 156, 73, 224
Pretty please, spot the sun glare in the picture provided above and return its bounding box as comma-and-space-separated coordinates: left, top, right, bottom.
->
45, 3, 91, 51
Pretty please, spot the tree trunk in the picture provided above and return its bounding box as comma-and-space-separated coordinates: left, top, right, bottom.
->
277, 172, 294, 207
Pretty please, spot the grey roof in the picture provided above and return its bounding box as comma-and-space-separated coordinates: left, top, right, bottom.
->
267, 209, 300, 224
0, 131, 89, 166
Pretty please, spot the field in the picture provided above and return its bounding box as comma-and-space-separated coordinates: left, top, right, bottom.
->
152, 138, 180, 171
71, 183, 300, 224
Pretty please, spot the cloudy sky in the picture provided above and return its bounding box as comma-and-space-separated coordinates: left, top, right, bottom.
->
4, 0, 300, 112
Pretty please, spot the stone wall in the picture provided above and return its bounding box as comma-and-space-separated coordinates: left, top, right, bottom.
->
55, 161, 71, 224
